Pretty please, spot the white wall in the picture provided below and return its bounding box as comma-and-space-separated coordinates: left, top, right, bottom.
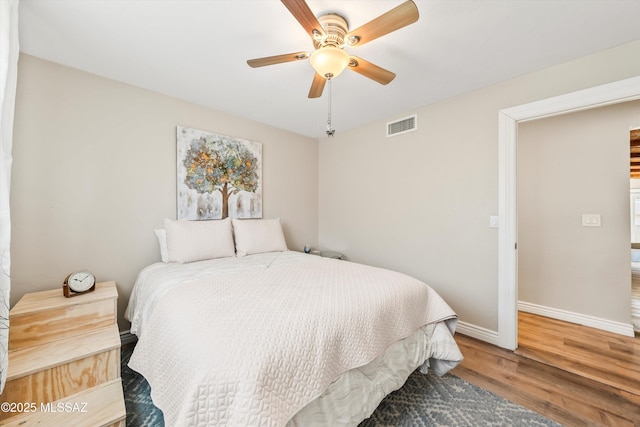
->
11, 54, 319, 329
518, 101, 640, 323
319, 40, 640, 332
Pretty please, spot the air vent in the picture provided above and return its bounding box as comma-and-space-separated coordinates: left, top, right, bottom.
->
386, 114, 417, 137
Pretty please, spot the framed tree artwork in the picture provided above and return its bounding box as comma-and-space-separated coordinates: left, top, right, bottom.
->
177, 126, 262, 220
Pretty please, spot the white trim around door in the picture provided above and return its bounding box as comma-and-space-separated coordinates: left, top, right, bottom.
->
497, 75, 640, 350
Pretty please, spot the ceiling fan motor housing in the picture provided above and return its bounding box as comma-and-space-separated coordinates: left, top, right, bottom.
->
314, 14, 349, 49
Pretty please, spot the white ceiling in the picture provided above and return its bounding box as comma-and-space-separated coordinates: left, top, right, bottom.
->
18, 0, 640, 138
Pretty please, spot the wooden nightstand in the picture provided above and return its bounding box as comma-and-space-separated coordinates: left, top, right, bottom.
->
0, 281, 126, 426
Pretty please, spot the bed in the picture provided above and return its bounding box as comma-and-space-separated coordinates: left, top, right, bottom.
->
125, 218, 463, 426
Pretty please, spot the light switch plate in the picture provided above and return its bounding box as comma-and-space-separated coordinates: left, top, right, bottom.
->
582, 214, 601, 227
489, 216, 499, 228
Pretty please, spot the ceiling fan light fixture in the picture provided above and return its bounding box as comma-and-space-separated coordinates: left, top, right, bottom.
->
309, 46, 349, 79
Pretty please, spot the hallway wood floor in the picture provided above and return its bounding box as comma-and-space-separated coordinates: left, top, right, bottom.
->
451, 312, 640, 426
517, 311, 639, 396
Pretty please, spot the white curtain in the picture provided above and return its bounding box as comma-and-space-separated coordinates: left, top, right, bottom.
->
0, 0, 19, 393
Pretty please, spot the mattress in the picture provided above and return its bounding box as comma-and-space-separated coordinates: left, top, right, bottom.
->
125, 251, 463, 426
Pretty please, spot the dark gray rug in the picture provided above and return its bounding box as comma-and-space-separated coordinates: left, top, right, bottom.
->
121, 344, 562, 426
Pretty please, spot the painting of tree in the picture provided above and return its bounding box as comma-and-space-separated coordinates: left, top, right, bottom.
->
177, 126, 262, 220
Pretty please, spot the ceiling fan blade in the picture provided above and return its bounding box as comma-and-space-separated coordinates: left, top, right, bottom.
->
281, 0, 326, 40
348, 56, 396, 85
345, 0, 419, 47
308, 73, 326, 98
247, 52, 309, 68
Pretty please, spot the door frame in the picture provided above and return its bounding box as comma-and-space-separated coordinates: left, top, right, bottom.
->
497, 75, 640, 350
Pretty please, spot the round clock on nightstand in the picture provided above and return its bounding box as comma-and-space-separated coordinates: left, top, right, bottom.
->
63, 271, 96, 297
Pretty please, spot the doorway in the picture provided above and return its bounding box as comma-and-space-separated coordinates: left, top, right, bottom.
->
516, 101, 636, 337
497, 75, 640, 350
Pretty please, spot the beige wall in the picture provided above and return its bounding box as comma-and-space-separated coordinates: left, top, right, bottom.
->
319, 40, 640, 332
11, 40, 640, 336
11, 54, 319, 330
518, 101, 640, 323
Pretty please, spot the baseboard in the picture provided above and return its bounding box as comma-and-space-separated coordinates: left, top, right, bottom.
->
120, 330, 138, 346
518, 301, 635, 337
455, 321, 500, 346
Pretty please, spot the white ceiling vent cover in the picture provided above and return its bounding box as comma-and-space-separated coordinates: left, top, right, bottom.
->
387, 114, 417, 137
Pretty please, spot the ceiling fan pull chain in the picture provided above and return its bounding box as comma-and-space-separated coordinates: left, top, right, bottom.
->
326, 78, 335, 137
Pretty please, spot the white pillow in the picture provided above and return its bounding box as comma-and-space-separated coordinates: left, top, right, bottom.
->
154, 228, 169, 263
232, 218, 288, 257
164, 217, 235, 263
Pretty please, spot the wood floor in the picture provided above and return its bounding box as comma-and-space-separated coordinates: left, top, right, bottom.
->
451, 312, 640, 427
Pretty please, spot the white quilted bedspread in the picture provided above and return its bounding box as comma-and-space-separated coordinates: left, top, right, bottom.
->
126, 251, 457, 427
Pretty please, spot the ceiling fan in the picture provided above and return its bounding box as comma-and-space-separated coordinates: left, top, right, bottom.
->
247, 0, 419, 98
